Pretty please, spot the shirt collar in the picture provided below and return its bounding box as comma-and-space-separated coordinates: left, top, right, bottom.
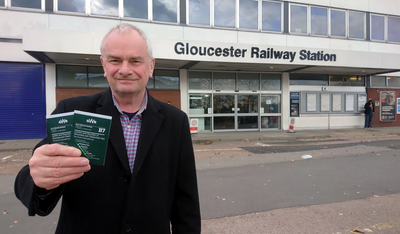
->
112, 90, 148, 117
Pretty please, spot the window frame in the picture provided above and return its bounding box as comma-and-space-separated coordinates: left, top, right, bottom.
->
387, 15, 400, 44
85, 0, 120, 18
329, 8, 347, 38
310, 5, 328, 37
261, 0, 283, 33
370, 13, 386, 42
289, 3, 308, 35
151, 0, 180, 24
186, 0, 211, 26
9, 0, 45, 11
147, 69, 180, 90
54, 0, 87, 15
238, 0, 259, 31
56, 65, 89, 88
212, 0, 236, 29
121, 0, 150, 20
348, 10, 366, 40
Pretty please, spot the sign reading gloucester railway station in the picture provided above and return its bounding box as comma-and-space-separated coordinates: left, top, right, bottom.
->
174, 42, 337, 63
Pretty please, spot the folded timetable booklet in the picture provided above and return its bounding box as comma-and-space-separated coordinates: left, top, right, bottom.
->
46, 112, 75, 146
46, 111, 112, 166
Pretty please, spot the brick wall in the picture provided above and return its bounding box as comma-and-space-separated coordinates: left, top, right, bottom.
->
148, 90, 181, 109
366, 88, 400, 127
56, 88, 107, 104
56, 88, 181, 109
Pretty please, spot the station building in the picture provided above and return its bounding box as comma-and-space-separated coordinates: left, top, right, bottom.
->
1, 0, 400, 140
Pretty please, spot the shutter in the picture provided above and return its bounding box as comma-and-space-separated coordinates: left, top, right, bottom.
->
0, 62, 46, 140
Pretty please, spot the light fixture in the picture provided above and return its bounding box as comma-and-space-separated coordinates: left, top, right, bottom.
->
85, 58, 90, 60
270, 67, 273, 69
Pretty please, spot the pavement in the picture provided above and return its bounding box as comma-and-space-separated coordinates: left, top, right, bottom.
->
0, 126, 399, 152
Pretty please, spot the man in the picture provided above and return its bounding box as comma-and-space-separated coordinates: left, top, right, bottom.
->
364, 99, 374, 129
15, 23, 201, 234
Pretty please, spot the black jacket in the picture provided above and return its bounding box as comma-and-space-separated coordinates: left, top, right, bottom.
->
14, 88, 201, 234
364, 102, 375, 114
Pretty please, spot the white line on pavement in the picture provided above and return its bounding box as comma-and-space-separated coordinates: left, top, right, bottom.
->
194, 148, 242, 152
1, 154, 16, 161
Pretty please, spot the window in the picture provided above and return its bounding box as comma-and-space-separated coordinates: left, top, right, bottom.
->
371, 76, 386, 87
214, 0, 235, 28
388, 16, 400, 43
57, 0, 85, 13
290, 4, 307, 34
349, 11, 365, 39
213, 72, 235, 90
188, 0, 210, 25
91, 0, 119, 17
153, 0, 178, 23
57, 65, 88, 87
124, 0, 148, 19
261, 94, 281, 113
190, 117, 211, 132
311, 6, 328, 36
57, 65, 108, 88
261, 116, 281, 129
388, 77, 400, 87
290, 74, 329, 86
261, 73, 281, 90
329, 75, 365, 86
238, 73, 259, 90
0, 0, 4, 7
239, 0, 258, 30
237, 95, 258, 113
88, 67, 108, 88
262, 1, 282, 32
189, 93, 211, 114
371, 14, 385, 41
330, 9, 346, 37
11, 0, 41, 9
188, 71, 212, 90
148, 70, 179, 90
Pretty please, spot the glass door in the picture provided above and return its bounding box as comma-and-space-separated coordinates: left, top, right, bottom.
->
213, 94, 236, 130
213, 94, 259, 131
237, 94, 259, 130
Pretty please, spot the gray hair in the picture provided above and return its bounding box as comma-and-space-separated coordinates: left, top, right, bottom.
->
100, 23, 153, 60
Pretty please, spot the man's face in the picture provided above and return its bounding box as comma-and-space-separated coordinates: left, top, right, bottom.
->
100, 30, 155, 98
386, 94, 394, 104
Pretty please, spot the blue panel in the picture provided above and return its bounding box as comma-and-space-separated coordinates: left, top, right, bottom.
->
0, 62, 46, 140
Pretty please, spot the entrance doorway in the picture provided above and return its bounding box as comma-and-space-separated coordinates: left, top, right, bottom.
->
213, 94, 259, 131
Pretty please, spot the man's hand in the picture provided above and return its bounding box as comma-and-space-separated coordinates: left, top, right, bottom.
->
29, 144, 91, 190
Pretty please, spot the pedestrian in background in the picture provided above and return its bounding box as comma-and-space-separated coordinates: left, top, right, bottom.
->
364, 99, 375, 129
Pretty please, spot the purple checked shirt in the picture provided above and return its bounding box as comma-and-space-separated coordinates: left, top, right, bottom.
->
112, 92, 148, 173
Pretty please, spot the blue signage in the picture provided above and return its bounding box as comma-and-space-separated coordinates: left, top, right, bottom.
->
290, 92, 300, 100
397, 98, 400, 114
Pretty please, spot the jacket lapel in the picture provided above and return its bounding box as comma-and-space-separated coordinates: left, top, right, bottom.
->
132, 94, 163, 177
96, 88, 131, 174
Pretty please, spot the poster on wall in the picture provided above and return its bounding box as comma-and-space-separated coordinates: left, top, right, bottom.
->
321, 93, 330, 112
307, 93, 317, 112
380, 91, 396, 122
332, 94, 342, 111
358, 94, 367, 111
345, 94, 354, 111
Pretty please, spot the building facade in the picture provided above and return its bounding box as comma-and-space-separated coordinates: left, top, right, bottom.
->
1, 0, 400, 140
